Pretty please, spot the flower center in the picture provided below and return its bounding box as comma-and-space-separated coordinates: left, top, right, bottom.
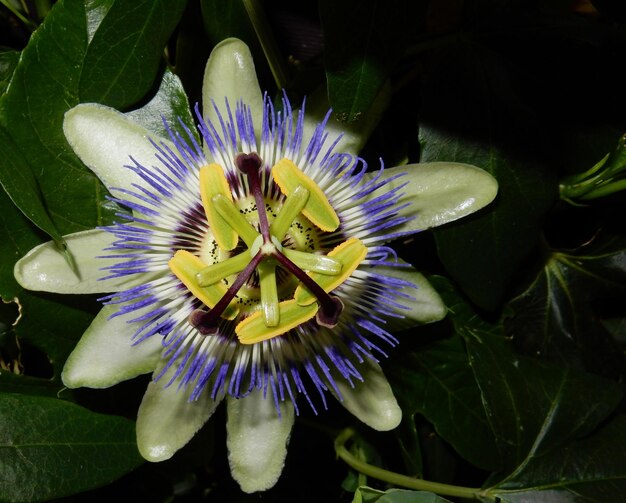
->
168, 152, 367, 344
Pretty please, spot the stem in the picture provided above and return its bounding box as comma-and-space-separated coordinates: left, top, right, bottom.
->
242, 0, 290, 89
1, 0, 36, 29
334, 428, 483, 500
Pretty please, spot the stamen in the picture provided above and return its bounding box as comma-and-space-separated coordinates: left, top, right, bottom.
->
282, 249, 342, 275
272, 158, 340, 232
258, 260, 279, 326
199, 163, 238, 250
190, 251, 264, 334
195, 251, 250, 287
212, 194, 259, 247
272, 248, 343, 322
269, 185, 310, 240
294, 238, 367, 306
168, 250, 239, 319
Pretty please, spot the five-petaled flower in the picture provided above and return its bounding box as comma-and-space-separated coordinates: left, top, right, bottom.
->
14, 39, 497, 492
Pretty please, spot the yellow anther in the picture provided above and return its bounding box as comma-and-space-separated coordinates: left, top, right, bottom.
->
235, 299, 318, 344
212, 194, 259, 248
294, 237, 367, 306
272, 158, 340, 232
199, 163, 238, 251
169, 250, 239, 320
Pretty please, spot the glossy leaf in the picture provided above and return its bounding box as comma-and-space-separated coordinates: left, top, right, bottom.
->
506, 238, 626, 373
487, 415, 626, 502
319, 0, 412, 122
0, 127, 63, 244
425, 277, 623, 481
465, 330, 621, 475
0, 50, 19, 95
13, 293, 99, 377
0, 393, 142, 502
0, 185, 90, 386
79, 0, 186, 108
419, 43, 557, 310
389, 334, 502, 473
126, 68, 197, 140
0, 0, 186, 235
200, 0, 256, 47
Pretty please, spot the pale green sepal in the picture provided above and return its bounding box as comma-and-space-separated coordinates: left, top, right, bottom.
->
63, 103, 172, 194
368, 162, 498, 236
377, 264, 448, 331
14, 228, 151, 294
226, 389, 295, 493
334, 361, 401, 432
61, 304, 161, 389
136, 359, 222, 462
202, 39, 264, 143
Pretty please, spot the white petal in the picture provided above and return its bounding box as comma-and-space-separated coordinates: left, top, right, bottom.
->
136, 360, 222, 462
63, 103, 172, 194
226, 389, 295, 493
14, 229, 152, 294
369, 162, 498, 236
202, 38, 264, 135
62, 304, 161, 388
335, 360, 401, 431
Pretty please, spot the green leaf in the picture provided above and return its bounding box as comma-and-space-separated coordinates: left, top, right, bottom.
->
434, 277, 622, 478
14, 294, 99, 377
79, 0, 187, 109
487, 415, 626, 502
0, 393, 142, 502
0, 50, 19, 95
389, 334, 502, 473
0, 128, 63, 244
319, 0, 413, 122
126, 68, 197, 140
463, 334, 621, 477
419, 43, 557, 310
506, 238, 626, 373
0, 187, 86, 390
0, 166, 100, 380
352, 486, 453, 503
200, 0, 255, 47
0, 373, 63, 398
0, 0, 186, 235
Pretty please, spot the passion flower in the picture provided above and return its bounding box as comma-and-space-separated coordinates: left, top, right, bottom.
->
14, 38, 498, 492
